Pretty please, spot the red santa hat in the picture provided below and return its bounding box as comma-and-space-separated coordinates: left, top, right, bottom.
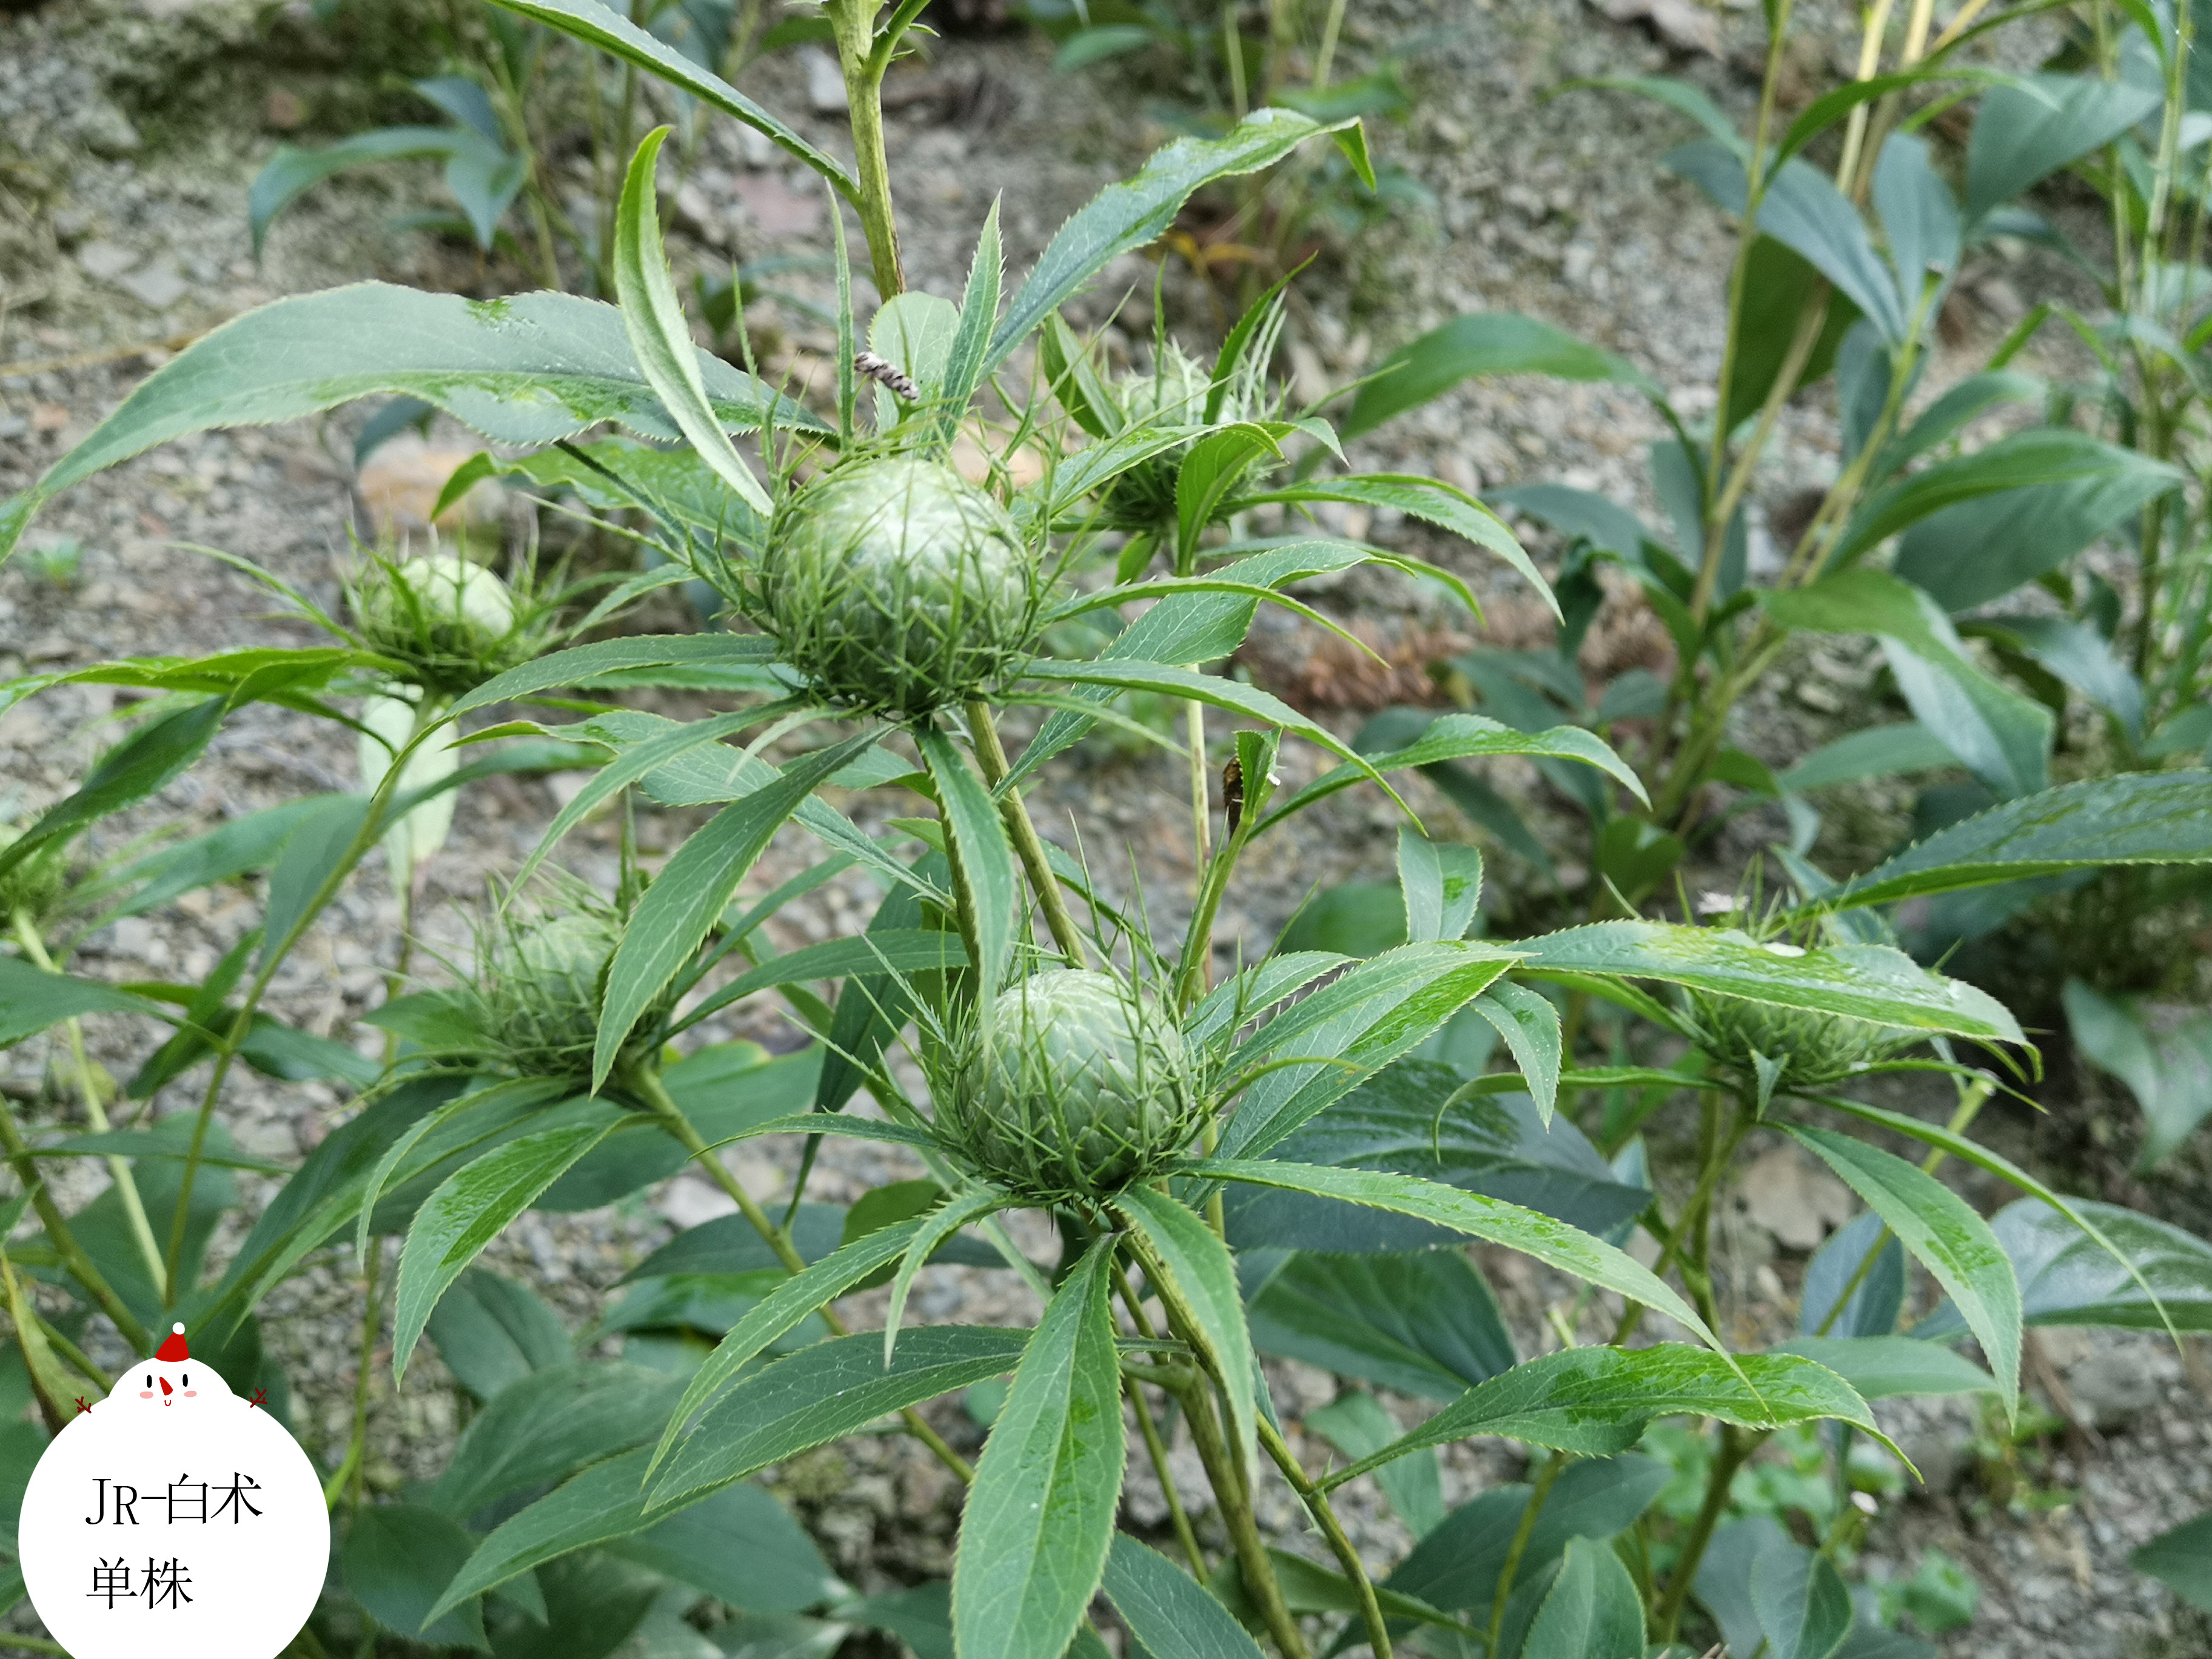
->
154, 1322, 189, 1363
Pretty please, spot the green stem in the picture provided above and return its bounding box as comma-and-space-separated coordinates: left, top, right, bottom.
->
966, 700, 1087, 965
1487, 1454, 1567, 1652
41, 1313, 112, 1392
830, 0, 908, 298
631, 1065, 975, 1483
1654, 1427, 1762, 1641
1611, 1093, 1755, 1347
324, 1241, 383, 1510
0, 1098, 150, 1353
1259, 1417, 1391, 1659
12, 910, 166, 1289
1128, 1371, 1209, 1577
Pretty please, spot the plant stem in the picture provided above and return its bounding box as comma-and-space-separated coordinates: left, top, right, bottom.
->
1258, 1418, 1392, 1659
631, 1066, 974, 1483
0, 1097, 150, 1353
324, 1241, 383, 1510
966, 700, 1088, 965
12, 910, 166, 1289
1487, 1453, 1567, 1652
1612, 1093, 1754, 1347
830, 0, 908, 298
1653, 1426, 1762, 1641
1128, 1371, 1209, 1576
41, 1314, 111, 1392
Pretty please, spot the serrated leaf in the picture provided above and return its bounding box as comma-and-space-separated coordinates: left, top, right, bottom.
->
1520, 1535, 1646, 1659
1342, 313, 1660, 441
1100, 1533, 1265, 1659
1469, 982, 1561, 1124
1248, 1248, 1515, 1402
1752, 1542, 1854, 1659
1766, 1335, 1994, 1398
916, 731, 1019, 1007
1116, 1188, 1255, 1469
1910, 1196, 2212, 1335
1786, 1125, 2020, 1419
1398, 828, 1484, 943
450, 635, 782, 719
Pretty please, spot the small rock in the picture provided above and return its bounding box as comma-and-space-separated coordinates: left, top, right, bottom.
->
2068, 1349, 2160, 1430
1899, 1423, 1973, 1495
800, 48, 848, 114
732, 170, 822, 236
354, 434, 506, 535
75, 240, 138, 282
1795, 679, 1845, 714
30, 403, 70, 433
1734, 1143, 1854, 1250
115, 259, 189, 311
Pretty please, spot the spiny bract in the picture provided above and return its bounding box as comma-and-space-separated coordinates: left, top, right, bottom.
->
938, 968, 1199, 1202
352, 553, 527, 697
1687, 979, 1910, 1093
761, 455, 1034, 720
1102, 343, 1221, 528
465, 903, 669, 1088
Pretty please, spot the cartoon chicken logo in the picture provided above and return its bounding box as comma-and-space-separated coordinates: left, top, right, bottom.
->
17, 1323, 329, 1659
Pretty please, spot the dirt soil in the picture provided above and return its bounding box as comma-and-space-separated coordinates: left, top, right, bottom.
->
2, 0, 2209, 1655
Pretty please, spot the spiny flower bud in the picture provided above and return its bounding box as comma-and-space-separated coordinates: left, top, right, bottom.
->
0, 827, 69, 926
465, 896, 670, 1088
761, 455, 1034, 720
1686, 941, 1911, 1092
1102, 344, 1218, 529
937, 968, 1199, 1202
352, 553, 526, 697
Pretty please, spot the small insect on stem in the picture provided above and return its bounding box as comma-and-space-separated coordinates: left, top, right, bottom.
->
854, 350, 920, 403
1222, 756, 1245, 838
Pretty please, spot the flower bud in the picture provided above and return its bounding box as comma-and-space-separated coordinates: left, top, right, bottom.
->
468, 898, 670, 1088
937, 968, 1198, 1202
762, 455, 1034, 720
0, 828, 69, 926
1102, 344, 1236, 528
352, 553, 524, 696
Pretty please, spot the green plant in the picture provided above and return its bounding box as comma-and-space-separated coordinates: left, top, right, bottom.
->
6, 0, 2212, 1654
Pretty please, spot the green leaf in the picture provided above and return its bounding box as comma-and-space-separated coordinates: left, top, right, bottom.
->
1188, 1158, 1721, 1350
1778, 723, 1960, 793
450, 635, 782, 719
1517, 920, 2024, 1042
1, 289, 819, 562
1970, 615, 2143, 734
249, 126, 474, 252
937, 199, 1004, 437
1966, 73, 2164, 221
2062, 979, 2212, 1168
1100, 1533, 1265, 1659
882, 1188, 1005, 1364
1398, 828, 1484, 943
1470, 982, 1561, 1124
426, 1267, 572, 1403
1830, 429, 2180, 574
484, 0, 858, 197
432, 1361, 683, 1520
2132, 1509, 2212, 1613
1116, 1187, 1255, 1467
392, 1117, 623, 1381
1767, 1335, 1994, 1398
1255, 711, 1646, 834
818, 851, 954, 1112
916, 731, 1019, 1007
986, 109, 1350, 373
608, 1479, 839, 1614
1814, 771, 2212, 911
343, 1503, 488, 1646
615, 129, 773, 517
1752, 1542, 1854, 1659
1221, 1058, 1649, 1248
594, 736, 873, 1088
0, 699, 223, 880
1911, 1196, 2212, 1335
1247, 1248, 1516, 1402
0, 959, 178, 1047
1342, 313, 1660, 441
1760, 569, 2053, 797
1786, 1125, 2020, 1419
1316, 1345, 1879, 1488
1520, 1535, 1646, 1659
1219, 943, 1518, 1158
652, 1326, 1030, 1509
952, 1239, 1124, 1659
674, 929, 967, 1037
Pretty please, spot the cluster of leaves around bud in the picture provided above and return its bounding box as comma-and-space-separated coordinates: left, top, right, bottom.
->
756, 454, 1040, 722
1683, 928, 1915, 1094
347, 550, 544, 699
458, 882, 672, 1090
0, 828, 69, 927
931, 967, 1203, 1205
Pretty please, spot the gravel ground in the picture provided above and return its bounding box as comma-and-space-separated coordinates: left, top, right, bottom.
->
3, 0, 2210, 1654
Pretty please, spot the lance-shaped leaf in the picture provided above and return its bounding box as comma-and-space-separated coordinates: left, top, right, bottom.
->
1767, 1335, 1994, 1399
1519, 1536, 1647, 1659
883, 1188, 1007, 1365
1247, 1248, 1517, 1401
652, 1326, 1031, 1510
986, 109, 1350, 372
0, 699, 224, 880
393, 1116, 624, 1380
449, 635, 782, 718
1786, 1126, 2020, 1419
916, 731, 1019, 1007
1806, 771, 2212, 913
1183, 1158, 1721, 1350
1116, 1188, 1255, 1468
1398, 828, 1484, 943
1515, 921, 2023, 1042
651, 1217, 933, 1478
0, 959, 179, 1047
952, 1239, 1124, 1659
1751, 1543, 1854, 1659
1, 287, 820, 561
1342, 313, 1661, 441
1469, 982, 1562, 1124
1255, 712, 1646, 833
594, 735, 875, 1088
1218, 942, 1520, 1158
1909, 1196, 2212, 1336
675, 928, 967, 1036
1316, 1346, 1879, 1489
1100, 1533, 1266, 1659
